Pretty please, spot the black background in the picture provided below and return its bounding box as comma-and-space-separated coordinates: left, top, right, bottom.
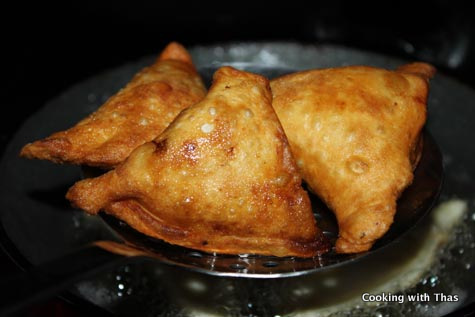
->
3, 1, 475, 150
2, 1, 475, 316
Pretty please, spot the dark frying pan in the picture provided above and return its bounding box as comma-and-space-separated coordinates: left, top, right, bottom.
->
0, 42, 473, 316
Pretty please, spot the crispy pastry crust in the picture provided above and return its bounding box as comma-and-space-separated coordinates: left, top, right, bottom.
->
20, 42, 206, 168
271, 63, 435, 253
67, 67, 329, 257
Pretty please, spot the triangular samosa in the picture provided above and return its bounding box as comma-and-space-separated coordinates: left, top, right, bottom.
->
21, 42, 206, 168
66, 66, 329, 257
270, 63, 435, 253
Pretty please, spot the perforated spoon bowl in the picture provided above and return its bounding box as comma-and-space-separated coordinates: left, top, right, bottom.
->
0, 130, 443, 315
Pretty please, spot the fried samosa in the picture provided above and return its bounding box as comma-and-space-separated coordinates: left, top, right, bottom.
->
270, 63, 435, 253
66, 66, 329, 257
21, 42, 206, 168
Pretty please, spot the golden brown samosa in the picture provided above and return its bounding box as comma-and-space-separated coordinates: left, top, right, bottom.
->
21, 42, 206, 168
270, 63, 435, 253
66, 67, 329, 257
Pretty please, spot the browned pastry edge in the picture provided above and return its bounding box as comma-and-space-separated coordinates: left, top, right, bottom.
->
66, 171, 330, 258
396, 62, 436, 80
104, 200, 329, 257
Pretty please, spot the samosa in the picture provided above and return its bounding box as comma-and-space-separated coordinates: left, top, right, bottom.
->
67, 67, 329, 257
271, 63, 435, 253
21, 42, 206, 168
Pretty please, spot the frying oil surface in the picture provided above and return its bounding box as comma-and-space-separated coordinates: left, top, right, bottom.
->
71, 199, 474, 317
297, 199, 472, 317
